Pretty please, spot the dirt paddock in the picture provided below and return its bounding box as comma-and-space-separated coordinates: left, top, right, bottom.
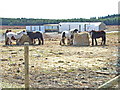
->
0, 31, 120, 88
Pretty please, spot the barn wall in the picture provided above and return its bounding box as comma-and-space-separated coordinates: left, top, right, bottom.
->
99, 23, 106, 30
59, 22, 106, 32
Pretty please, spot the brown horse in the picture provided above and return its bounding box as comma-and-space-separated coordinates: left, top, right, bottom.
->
89, 30, 106, 46
27, 32, 44, 45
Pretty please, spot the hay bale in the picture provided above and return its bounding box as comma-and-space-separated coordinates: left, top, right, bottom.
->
73, 32, 90, 46
18, 34, 33, 45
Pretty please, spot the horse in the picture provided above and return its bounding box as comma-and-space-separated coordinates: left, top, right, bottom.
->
5, 30, 27, 45
60, 29, 78, 45
89, 30, 106, 46
27, 31, 44, 45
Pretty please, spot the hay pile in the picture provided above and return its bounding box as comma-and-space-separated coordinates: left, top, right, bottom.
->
18, 34, 33, 45
73, 32, 90, 46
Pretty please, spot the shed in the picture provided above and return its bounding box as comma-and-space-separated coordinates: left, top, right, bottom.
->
26, 26, 45, 33
44, 24, 59, 31
58, 22, 106, 32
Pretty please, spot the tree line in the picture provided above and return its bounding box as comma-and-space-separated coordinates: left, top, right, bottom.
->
1, 14, 120, 26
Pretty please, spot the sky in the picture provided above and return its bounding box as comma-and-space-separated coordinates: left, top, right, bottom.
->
0, 0, 119, 19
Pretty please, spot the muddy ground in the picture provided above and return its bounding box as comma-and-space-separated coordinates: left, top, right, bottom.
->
0, 32, 120, 88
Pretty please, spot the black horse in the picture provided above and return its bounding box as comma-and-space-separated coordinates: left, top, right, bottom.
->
89, 30, 106, 46
27, 32, 44, 45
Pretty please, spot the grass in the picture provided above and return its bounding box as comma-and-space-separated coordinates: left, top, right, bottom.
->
106, 32, 120, 35
0, 27, 119, 88
0, 82, 24, 88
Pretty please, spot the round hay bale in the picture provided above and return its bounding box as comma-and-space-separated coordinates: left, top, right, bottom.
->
18, 34, 33, 45
73, 32, 90, 46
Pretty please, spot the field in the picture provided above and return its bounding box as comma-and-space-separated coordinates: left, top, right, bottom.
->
0, 28, 120, 88
0, 26, 26, 29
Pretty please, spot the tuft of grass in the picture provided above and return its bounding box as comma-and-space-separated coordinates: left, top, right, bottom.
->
67, 69, 75, 73
0, 82, 24, 88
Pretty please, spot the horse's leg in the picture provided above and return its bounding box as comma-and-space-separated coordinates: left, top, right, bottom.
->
70, 38, 73, 45
41, 36, 44, 45
95, 39, 97, 45
5, 37, 9, 45
61, 38, 65, 45
67, 38, 70, 45
38, 38, 41, 45
33, 39, 36, 44
104, 38, 106, 45
102, 36, 106, 45
60, 38, 64, 45
60, 40, 62, 45
68, 38, 73, 45
101, 38, 103, 45
92, 38, 94, 46
9, 38, 12, 45
6, 38, 10, 45
16, 39, 19, 45
31, 39, 34, 45
104, 35, 106, 45
29, 38, 33, 45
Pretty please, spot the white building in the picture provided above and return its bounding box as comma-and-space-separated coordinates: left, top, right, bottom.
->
44, 24, 58, 31
58, 22, 106, 32
26, 26, 45, 33
26, 24, 58, 32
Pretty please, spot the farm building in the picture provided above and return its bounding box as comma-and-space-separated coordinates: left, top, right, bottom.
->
26, 24, 58, 32
44, 24, 59, 32
26, 26, 45, 33
58, 22, 106, 32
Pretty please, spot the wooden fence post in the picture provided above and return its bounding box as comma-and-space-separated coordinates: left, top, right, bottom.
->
24, 42, 29, 89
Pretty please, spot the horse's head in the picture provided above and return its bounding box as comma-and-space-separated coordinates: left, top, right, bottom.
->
22, 30, 27, 35
70, 29, 78, 33
5, 30, 12, 33
73, 29, 78, 33
17, 30, 27, 35
88, 30, 97, 38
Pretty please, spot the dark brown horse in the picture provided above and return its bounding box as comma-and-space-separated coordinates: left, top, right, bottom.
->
89, 30, 106, 46
27, 32, 44, 45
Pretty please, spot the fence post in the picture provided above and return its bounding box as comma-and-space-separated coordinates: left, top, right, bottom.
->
24, 42, 29, 89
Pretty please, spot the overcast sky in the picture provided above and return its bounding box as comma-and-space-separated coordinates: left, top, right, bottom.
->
0, 0, 119, 19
